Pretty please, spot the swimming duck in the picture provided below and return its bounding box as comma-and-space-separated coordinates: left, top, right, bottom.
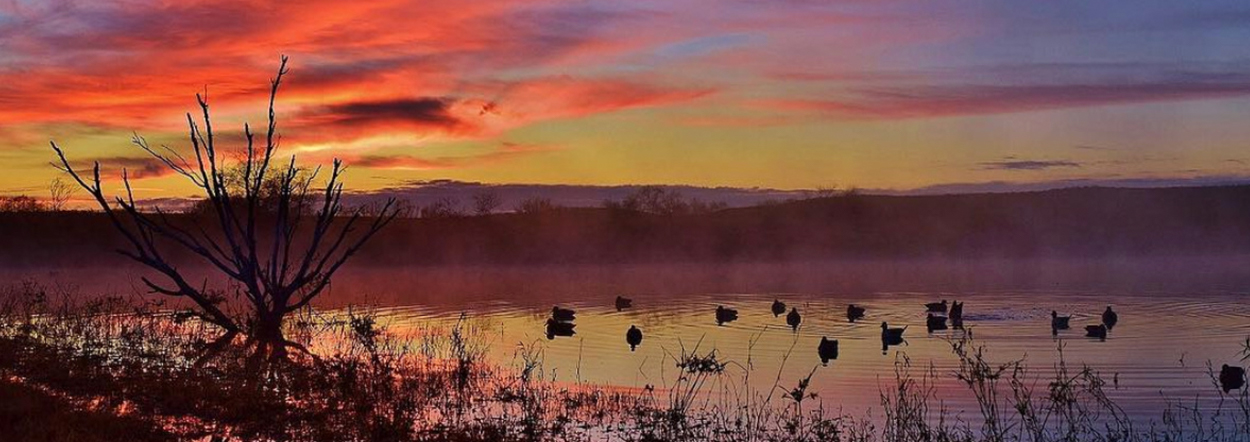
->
786, 307, 802, 331
817, 337, 839, 365
1102, 306, 1118, 330
1220, 364, 1246, 393
1085, 324, 1107, 341
925, 300, 948, 314
881, 322, 906, 344
1050, 311, 1071, 330
625, 325, 643, 351
551, 306, 576, 322
615, 296, 633, 311
716, 305, 739, 325
771, 299, 786, 317
846, 304, 866, 322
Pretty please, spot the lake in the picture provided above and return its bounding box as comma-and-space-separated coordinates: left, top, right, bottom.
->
11, 257, 1250, 422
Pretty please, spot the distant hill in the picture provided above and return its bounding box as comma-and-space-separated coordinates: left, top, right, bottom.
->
3, 185, 1250, 266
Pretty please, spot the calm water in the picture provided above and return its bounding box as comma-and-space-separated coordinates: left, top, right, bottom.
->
11, 258, 1250, 421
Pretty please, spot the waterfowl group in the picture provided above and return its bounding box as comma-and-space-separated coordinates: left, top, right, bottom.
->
542, 296, 1134, 366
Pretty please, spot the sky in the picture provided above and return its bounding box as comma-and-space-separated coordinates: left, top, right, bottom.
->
3, 0, 1250, 202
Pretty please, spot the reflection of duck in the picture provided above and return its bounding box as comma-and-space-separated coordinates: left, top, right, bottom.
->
786, 307, 802, 331
771, 299, 786, 317
925, 300, 948, 314
1050, 311, 1071, 330
545, 318, 576, 339
846, 304, 866, 322
715, 306, 739, 325
1085, 324, 1107, 341
1102, 306, 1118, 330
552, 306, 576, 322
626, 325, 643, 351
1220, 364, 1246, 393
615, 296, 633, 311
817, 337, 839, 365
881, 322, 906, 344
926, 313, 948, 332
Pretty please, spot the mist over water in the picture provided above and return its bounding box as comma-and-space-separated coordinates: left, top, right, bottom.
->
12, 256, 1250, 422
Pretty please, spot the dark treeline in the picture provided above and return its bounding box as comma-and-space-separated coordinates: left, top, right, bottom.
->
5, 185, 1250, 266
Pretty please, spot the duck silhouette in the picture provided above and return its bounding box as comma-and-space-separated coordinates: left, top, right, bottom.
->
1085, 324, 1107, 341
615, 296, 633, 311
716, 305, 739, 326
817, 337, 839, 365
949, 301, 965, 329
771, 299, 786, 317
625, 325, 643, 351
786, 307, 802, 331
926, 313, 948, 333
925, 300, 948, 314
1220, 364, 1246, 393
881, 322, 906, 344
1050, 311, 1071, 330
1102, 306, 1118, 330
846, 304, 866, 322
545, 318, 576, 340
551, 306, 576, 322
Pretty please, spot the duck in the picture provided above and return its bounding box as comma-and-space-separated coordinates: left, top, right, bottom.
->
846, 304, 866, 322
949, 301, 965, 329
786, 307, 802, 331
881, 322, 906, 344
545, 318, 576, 339
715, 305, 739, 325
1050, 311, 1071, 330
1085, 324, 1107, 341
615, 296, 633, 311
817, 337, 839, 365
1102, 306, 1118, 330
1220, 364, 1246, 393
925, 300, 948, 314
625, 325, 643, 351
771, 299, 786, 317
551, 306, 576, 322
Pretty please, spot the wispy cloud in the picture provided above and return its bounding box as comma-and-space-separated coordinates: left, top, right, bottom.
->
979, 159, 1081, 171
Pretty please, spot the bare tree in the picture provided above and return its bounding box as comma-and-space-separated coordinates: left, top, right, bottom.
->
50, 56, 399, 357
48, 177, 73, 211
471, 190, 502, 215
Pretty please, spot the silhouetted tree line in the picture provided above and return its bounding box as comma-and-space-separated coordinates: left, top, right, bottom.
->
9, 185, 1250, 267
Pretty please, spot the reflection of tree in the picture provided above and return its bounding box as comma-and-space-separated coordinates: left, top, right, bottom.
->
50, 56, 398, 360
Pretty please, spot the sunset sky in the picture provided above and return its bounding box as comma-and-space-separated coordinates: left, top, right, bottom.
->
3, 0, 1250, 200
